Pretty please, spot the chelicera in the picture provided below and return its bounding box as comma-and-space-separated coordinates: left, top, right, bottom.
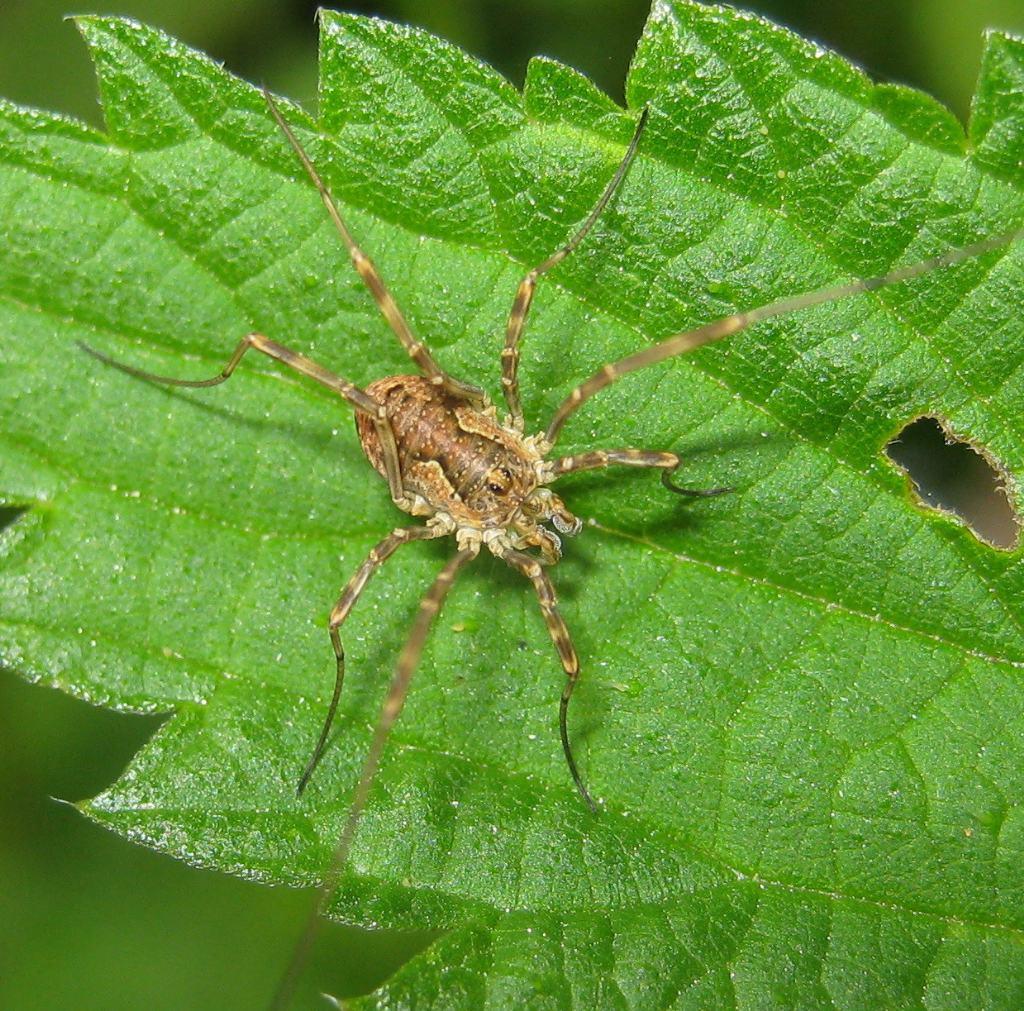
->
82, 90, 1020, 848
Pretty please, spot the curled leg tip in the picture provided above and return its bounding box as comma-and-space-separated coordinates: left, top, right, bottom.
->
661, 468, 732, 498
578, 784, 599, 814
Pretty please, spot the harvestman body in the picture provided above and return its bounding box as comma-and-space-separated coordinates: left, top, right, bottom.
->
81, 89, 1021, 1007
82, 92, 723, 817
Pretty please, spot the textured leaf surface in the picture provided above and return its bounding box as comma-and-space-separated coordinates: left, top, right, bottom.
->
2, 1, 1024, 1006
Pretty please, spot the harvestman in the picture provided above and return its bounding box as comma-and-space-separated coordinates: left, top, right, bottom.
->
82, 89, 1021, 1005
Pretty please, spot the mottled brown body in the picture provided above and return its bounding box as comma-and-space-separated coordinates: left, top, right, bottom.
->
356, 375, 539, 527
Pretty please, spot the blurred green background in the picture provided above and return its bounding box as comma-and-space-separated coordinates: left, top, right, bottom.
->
2, 1, 1022, 1008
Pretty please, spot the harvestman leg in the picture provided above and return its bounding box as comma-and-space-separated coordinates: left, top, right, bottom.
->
296, 523, 443, 794
76, 335, 438, 796
544, 229, 1024, 445
263, 89, 486, 407
78, 333, 409, 506
498, 546, 596, 811
500, 108, 649, 429
550, 449, 731, 497
272, 546, 478, 1011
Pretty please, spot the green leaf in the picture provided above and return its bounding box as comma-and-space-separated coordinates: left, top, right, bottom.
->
2, 1, 1024, 1006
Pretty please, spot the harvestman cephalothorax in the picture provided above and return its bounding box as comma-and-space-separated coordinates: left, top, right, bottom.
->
80, 87, 1022, 1008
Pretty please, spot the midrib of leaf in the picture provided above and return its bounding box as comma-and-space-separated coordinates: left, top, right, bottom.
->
0, 5, 1015, 798
0, 112, 1015, 852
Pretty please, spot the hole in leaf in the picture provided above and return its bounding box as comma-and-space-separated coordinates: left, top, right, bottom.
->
885, 416, 1019, 550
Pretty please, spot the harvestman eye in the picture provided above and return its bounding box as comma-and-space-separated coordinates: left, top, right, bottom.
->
78, 86, 1023, 1009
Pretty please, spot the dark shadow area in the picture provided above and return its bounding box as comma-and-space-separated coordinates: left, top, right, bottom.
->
885, 416, 1019, 551
0, 667, 435, 1008
80, 343, 364, 459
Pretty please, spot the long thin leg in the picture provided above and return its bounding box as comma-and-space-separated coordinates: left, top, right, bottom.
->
501, 107, 649, 429
296, 524, 444, 795
270, 546, 478, 1011
549, 448, 731, 497
544, 226, 1024, 445
499, 546, 596, 812
262, 89, 485, 406
78, 333, 409, 505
